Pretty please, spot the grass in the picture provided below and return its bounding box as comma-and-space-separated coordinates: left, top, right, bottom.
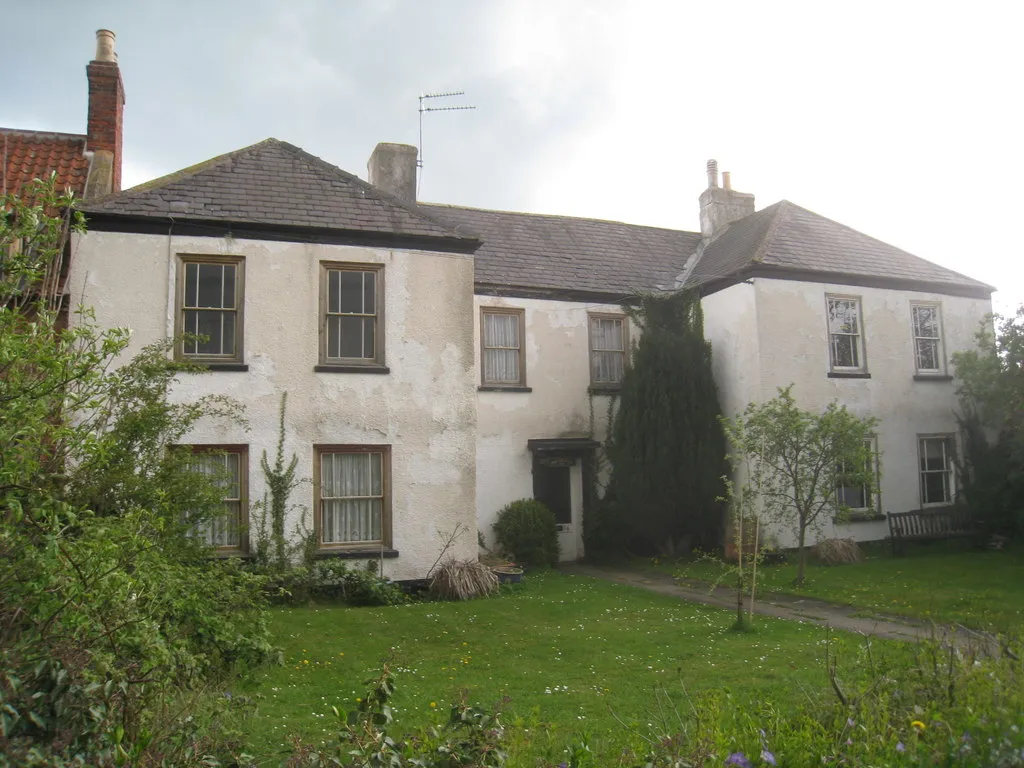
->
665, 541, 1024, 632
240, 570, 907, 764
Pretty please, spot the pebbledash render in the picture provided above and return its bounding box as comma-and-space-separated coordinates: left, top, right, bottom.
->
39, 32, 993, 576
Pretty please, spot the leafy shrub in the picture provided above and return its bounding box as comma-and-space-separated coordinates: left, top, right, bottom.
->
492, 499, 560, 566
430, 558, 499, 600
260, 560, 406, 606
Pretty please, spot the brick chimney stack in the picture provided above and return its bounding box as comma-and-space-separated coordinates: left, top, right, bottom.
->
85, 29, 125, 197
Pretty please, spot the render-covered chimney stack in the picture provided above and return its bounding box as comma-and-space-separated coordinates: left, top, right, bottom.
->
699, 159, 754, 240
85, 29, 125, 197
368, 142, 418, 204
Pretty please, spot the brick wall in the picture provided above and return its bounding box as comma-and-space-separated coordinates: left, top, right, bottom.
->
86, 60, 125, 192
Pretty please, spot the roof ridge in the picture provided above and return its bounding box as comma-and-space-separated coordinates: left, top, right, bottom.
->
0, 127, 88, 141
92, 137, 281, 203
775, 200, 989, 286
273, 142, 475, 239
750, 200, 791, 264
423, 202, 700, 236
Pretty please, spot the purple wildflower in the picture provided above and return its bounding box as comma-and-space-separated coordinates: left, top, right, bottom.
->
725, 754, 753, 768
761, 749, 777, 766
896, 741, 905, 753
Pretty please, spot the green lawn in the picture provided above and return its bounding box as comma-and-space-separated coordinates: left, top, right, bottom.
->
667, 542, 1024, 632
241, 571, 904, 764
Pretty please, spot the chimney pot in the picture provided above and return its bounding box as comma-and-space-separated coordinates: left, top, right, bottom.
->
94, 29, 116, 62
722, 171, 732, 190
706, 159, 719, 189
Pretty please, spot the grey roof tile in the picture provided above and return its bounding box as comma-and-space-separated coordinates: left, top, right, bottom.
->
687, 200, 993, 294
423, 204, 702, 297
82, 138, 476, 243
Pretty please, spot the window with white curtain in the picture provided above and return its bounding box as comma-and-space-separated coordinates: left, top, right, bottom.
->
317, 447, 389, 547
589, 314, 627, 387
188, 446, 247, 550
481, 307, 526, 387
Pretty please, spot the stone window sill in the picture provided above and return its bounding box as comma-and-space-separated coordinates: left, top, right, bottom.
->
827, 371, 871, 379
315, 548, 399, 559
913, 374, 953, 382
588, 385, 622, 395
833, 513, 886, 524
315, 365, 390, 374
187, 362, 248, 372
478, 385, 532, 393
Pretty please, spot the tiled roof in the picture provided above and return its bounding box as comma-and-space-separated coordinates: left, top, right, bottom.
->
687, 200, 993, 294
424, 204, 703, 298
83, 139, 477, 244
1, 128, 91, 198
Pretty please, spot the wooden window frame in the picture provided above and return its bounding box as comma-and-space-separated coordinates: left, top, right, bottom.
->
188, 444, 249, 555
318, 262, 386, 370
313, 444, 392, 551
918, 434, 956, 507
480, 306, 527, 388
588, 312, 629, 390
825, 294, 867, 373
836, 436, 879, 514
174, 254, 245, 365
910, 302, 946, 375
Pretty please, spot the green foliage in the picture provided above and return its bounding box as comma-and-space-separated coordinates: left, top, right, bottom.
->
953, 306, 1024, 537
288, 665, 508, 767
492, 499, 559, 566
608, 290, 728, 555
722, 385, 878, 584
252, 392, 312, 572
1, 178, 274, 765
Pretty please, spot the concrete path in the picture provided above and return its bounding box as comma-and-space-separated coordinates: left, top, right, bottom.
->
560, 563, 997, 649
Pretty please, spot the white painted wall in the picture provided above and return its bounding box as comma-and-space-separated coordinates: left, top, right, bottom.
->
69, 230, 478, 580
474, 296, 628, 553
707, 276, 991, 547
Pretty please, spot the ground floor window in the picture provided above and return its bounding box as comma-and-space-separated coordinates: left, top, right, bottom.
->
919, 435, 955, 506
837, 437, 878, 512
188, 445, 247, 550
315, 445, 390, 547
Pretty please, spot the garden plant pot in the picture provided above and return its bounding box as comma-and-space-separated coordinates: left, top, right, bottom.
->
492, 566, 524, 584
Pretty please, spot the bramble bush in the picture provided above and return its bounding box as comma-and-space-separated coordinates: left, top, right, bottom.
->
1, 178, 274, 766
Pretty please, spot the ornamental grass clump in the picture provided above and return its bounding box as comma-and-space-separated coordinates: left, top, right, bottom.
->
430, 558, 500, 600
815, 537, 864, 565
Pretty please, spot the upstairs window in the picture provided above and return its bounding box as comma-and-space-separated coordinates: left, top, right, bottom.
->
481, 307, 526, 387
189, 446, 247, 551
826, 295, 865, 372
320, 263, 384, 367
589, 314, 628, 388
176, 256, 244, 363
911, 303, 944, 374
919, 435, 955, 506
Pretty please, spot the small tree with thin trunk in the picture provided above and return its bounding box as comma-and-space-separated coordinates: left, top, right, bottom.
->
721, 385, 878, 584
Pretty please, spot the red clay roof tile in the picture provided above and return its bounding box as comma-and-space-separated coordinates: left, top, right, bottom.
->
1, 128, 90, 199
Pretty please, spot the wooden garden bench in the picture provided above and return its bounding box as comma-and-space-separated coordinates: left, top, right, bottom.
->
887, 507, 978, 555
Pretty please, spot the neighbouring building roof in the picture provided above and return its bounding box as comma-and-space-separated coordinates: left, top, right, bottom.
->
688, 200, 993, 297
83, 139, 479, 249
1, 128, 91, 198
424, 204, 703, 299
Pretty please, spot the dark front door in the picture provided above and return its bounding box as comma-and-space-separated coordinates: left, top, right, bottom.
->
533, 463, 572, 526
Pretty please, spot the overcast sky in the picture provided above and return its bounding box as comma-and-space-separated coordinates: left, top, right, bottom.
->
3, 1, 1021, 312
